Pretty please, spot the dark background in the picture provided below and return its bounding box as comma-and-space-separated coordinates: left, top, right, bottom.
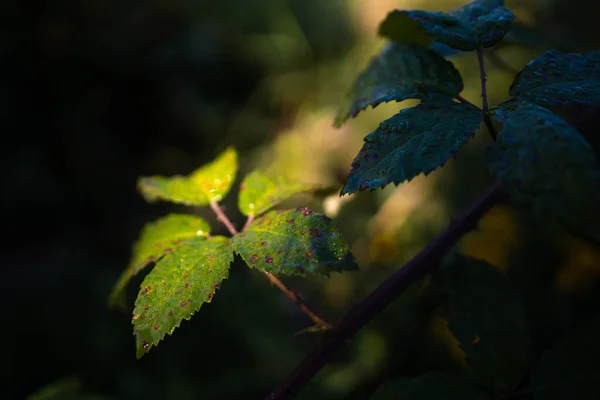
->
4, 1, 600, 399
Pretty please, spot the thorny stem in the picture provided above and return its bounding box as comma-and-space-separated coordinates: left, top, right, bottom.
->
266, 181, 504, 400
477, 47, 489, 113
477, 47, 498, 141
455, 95, 480, 110
210, 201, 238, 236
208, 201, 332, 328
243, 214, 255, 231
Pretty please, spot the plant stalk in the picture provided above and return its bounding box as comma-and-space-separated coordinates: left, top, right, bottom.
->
209, 201, 332, 328
265, 181, 504, 399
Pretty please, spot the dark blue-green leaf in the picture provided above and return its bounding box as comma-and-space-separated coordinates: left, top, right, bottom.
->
432, 253, 531, 393
231, 208, 358, 276
334, 42, 463, 127
532, 316, 600, 400
380, 0, 515, 51
486, 101, 600, 231
510, 50, 600, 108
370, 371, 490, 400
342, 99, 482, 195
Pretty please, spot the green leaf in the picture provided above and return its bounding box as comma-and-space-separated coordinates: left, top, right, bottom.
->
238, 171, 330, 217
378, 11, 435, 47
380, 0, 515, 51
132, 235, 232, 358
26, 377, 81, 400
432, 254, 531, 393
334, 42, 463, 127
137, 147, 238, 206
370, 371, 490, 400
108, 214, 211, 309
532, 316, 600, 400
342, 99, 482, 195
231, 208, 358, 276
486, 101, 600, 231
510, 50, 600, 108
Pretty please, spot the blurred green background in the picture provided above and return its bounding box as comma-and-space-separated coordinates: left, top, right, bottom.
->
5, 0, 600, 399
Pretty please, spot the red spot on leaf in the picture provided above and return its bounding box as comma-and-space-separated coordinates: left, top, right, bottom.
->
153, 324, 160, 331
141, 286, 152, 296
265, 255, 273, 263
180, 300, 188, 307
261, 241, 268, 246
168, 311, 174, 316
142, 341, 150, 350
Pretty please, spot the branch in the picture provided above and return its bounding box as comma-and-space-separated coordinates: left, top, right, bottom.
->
210, 201, 238, 236
266, 181, 504, 399
477, 47, 489, 113
455, 95, 480, 110
209, 201, 332, 328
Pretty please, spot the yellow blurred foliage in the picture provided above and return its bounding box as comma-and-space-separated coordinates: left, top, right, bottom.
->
430, 315, 469, 367
556, 235, 600, 293
458, 205, 520, 271
369, 232, 400, 263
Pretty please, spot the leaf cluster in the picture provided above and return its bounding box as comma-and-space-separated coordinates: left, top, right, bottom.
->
330, 0, 600, 398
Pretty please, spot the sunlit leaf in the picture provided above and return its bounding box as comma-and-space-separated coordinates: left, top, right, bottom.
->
238, 170, 330, 217
532, 316, 600, 400
231, 208, 358, 276
370, 371, 490, 400
510, 50, 600, 108
133, 236, 232, 358
486, 101, 600, 231
108, 214, 211, 309
379, 0, 515, 51
342, 99, 482, 195
432, 253, 531, 393
137, 147, 238, 206
334, 42, 463, 127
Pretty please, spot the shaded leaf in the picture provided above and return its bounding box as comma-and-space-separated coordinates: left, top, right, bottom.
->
133, 236, 232, 358
342, 99, 482, 195
432, 253, 530, 393
510, 50, 600, 108
380, 0, 515, 51
108, 214, 210, 309
137, 147, 238, 206
532, 316, 600, 400
370, 371, 490, 400
26, 377, 81, 400
334, 42, 463, 127
238, 171, 330, 216
486, 101, 600, 231
231, 208, 358, 276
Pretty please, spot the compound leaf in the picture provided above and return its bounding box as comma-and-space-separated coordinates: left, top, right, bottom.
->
532, 316, 600, 400
342, 99, 482, 195
231, 208, 358, 276
510, 50, 600, 108
380, 0, 515, 51
486, 101, 600, 231
238, 171, 330, 217
137, 147, 238, 206
370, 371, 490, 400
132, 235, 232, 358
334, 42, 463, 127
432, 254, 530, 393
108, 214, 211, 309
